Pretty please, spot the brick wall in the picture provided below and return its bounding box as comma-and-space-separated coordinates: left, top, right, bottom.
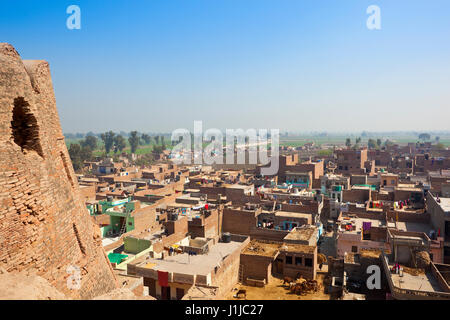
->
0, 44, 117, 299
222, 208, 259, 235
240, 254, 273, 283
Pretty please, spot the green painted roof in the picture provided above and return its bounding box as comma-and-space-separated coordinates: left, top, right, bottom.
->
108, 252, 128, 264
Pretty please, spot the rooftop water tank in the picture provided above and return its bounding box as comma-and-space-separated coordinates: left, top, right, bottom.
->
222, 232, 231, 243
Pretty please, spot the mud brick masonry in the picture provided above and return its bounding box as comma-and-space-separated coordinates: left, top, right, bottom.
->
0, 43, 118, 299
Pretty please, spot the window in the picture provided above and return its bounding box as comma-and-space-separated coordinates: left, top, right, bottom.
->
391, 180, 395, 185
285, 256, 293, 264
352, 246, 358, 253
305, 258, 313, 267
295, 257, 302, 265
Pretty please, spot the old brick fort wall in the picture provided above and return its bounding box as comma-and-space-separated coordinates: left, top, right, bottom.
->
0, 43, 117, 299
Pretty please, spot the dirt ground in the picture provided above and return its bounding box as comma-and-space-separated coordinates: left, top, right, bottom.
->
226, 273, 331, 300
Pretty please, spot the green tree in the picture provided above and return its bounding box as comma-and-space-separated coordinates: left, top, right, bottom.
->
345, 138, 351, 147
80, 146, 93, 162
368, 139, 376, 149
153, 145, 163, 154
101, 131, 115, 154
128, 131, 140, 154
384, 139, 394, 147
154, 135, 160, 145
356, 137, 362, 144
114, 135, 127, 153
376, 138, 382, 147
142, 133, 151, 145
81, 135, 97, 150
68, 143, 83, 171
418, 133, 431, 141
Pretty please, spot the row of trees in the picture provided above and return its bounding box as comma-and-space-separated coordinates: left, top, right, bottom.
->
345, 137, 384, 149
100, 132, 167, 154
346, 133, 441, 149
68, 132, 169, 171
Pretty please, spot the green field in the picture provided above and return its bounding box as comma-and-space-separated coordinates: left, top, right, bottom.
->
280, 134, 450, 148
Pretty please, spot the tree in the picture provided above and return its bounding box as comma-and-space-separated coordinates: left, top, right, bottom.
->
435, 136, 440, 143
418, 133, 431, 141
114, 135, 126, 153
81, 135, 97, 150
153, 145, 163, 154
384, 139, 394, 147
368, 139, 377, 149
345, 138, 351, 147
154, 135, 160, 145
376, 138, 382, 147
101, 131, 115, 154
142, 133, 151, 145
128, 131, 140, 154
356, 137, 362, 144
69, 142, 93, 172
80, 146, 93, 162
68, 143, 82, 171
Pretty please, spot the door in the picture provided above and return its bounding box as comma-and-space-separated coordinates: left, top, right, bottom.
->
161, 286, 171, 300
273, 258, 284, 275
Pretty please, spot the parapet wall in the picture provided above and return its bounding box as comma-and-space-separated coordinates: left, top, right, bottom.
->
0, 43, 117, 299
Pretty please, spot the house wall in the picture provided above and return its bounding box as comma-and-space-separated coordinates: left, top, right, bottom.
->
222, 208, 259, 235
278, 247, 317, 280
240, 254, 274, 283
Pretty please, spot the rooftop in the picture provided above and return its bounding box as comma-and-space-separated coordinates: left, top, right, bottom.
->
135, 241, 243, 276
274, 211, 311, 219
436, 197, 450, 212
390, 265, 441, 293
242, 240, 281, 257
284, 226, 317, 242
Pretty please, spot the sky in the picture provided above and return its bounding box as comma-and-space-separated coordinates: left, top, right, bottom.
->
1, 0, 450, 134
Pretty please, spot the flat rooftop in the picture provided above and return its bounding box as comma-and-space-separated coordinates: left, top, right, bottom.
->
339, 217, 383, 234
437, 197, 450, 212
274, 211, 311, 219
242, 240, 281, 257
395, 221, 432, 234
284, 226, 317, 242
136, 241, 243, 276
389, 264, 442, 293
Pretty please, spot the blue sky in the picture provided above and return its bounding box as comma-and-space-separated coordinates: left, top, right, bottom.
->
1, 0, 450, 133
